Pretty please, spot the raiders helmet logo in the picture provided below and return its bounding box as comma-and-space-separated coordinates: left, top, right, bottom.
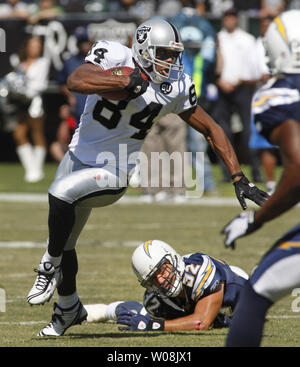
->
160, 82, 172, 94
136, 26, 151, 44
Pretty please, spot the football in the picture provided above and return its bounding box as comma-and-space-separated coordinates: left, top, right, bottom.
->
98, 66, 147, 101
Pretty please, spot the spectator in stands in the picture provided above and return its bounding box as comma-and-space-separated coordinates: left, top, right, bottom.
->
84, 0, 108, 13
212, 8, 263, 183
200, 0, 234, 17
27, 0, 64, 25
11, 36, 49, 182
156, 0, 182, 18
171, 0, 218, 194
49, 26, 93, 162
0, 0, 36, 19
108, 0, 156, 21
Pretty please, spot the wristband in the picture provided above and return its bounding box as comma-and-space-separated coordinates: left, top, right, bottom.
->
231, 171, 244, 180
149, 319, 164, 331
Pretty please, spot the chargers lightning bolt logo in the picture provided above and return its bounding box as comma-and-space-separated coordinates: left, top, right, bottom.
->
143, 240, 153, 258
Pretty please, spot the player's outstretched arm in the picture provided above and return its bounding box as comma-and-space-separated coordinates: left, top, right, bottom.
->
222, 119, 300, 249
116, 286, 224, 332
67, 63, 130, 94
179, 105, 269, 209
180, 105, 241, 176
164, 284, 224, 331
67, 64, 148, 98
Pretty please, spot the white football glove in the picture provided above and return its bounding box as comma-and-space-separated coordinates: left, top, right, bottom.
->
221, 210, 261, 249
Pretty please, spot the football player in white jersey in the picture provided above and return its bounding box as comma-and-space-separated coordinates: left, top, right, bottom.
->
26, 17, 268, 337
222, 10, 300, 346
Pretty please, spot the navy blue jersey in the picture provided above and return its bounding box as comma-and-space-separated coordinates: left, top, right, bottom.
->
252, 73, 300, 141
249, 223, 300, 300
143, 253, 247, 320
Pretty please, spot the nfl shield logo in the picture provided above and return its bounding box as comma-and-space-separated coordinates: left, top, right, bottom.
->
136, 26, 151, 44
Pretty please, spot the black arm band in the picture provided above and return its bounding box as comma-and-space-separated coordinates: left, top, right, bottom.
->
231, 171, 244, 180
149, 319, 165, 331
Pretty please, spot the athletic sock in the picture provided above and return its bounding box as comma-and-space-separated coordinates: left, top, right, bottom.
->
33, 145, 46, 178
41, 249, 62, 268
58, 292, 79, 310
57, 249, 78, 296
16, 143, 34, 180
48, 193, 76, 257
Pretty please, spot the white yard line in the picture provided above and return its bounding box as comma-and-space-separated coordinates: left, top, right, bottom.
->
0, 193, 48, 203
5, 192, 300, 207
0, 241, 46, 248
0, 192, 242, 206
1, 315, 300, 326
0, 321, 47, 325
0, 240, 141, 249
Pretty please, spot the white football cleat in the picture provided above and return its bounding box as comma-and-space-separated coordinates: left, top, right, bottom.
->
27, 261, 62, 305
85, 304, 109, 323
38, 301, 87, 336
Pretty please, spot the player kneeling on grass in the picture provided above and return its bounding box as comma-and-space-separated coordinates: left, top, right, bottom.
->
85, 240, 248, 331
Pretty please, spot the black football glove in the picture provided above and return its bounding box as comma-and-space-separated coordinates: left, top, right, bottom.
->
234, 174, 269, 210
221, 210, 262, 249
125, 67, 149, 99
117, 311, 164, 331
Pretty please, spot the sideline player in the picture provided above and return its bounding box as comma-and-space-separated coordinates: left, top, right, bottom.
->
26, 17, 267, 337
85, 240, 249, 332
222, 10, 300, 346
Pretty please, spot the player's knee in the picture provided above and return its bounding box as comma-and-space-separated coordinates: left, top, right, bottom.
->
48, 193, 76, 224
48, 177, 77, 204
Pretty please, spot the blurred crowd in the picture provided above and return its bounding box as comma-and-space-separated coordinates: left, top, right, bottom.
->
0, 0, 295, 196
1, 0, 298, 21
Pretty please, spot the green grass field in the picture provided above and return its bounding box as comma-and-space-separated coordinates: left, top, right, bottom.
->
0, 162, 299, 348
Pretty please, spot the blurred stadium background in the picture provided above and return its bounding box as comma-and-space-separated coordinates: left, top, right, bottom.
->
0, 0, 268, 165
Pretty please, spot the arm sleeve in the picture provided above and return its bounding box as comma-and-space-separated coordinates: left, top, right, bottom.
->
85, 40, 130, 70
191, 255, 220, 302
173, 74, 198, 115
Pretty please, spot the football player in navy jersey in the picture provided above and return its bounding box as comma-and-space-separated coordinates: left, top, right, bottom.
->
26, 17, 267, 337
85, 240, 249, 332
222, 10, 300, 347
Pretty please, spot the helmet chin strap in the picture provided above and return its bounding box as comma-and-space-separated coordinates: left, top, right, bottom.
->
142, 64, 165, 84
135, 50, 182, 84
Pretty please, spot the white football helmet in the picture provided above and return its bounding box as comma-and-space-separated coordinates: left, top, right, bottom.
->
264, 10, 300, 74
131, 240, 185, 297
132, 18, 184, 84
